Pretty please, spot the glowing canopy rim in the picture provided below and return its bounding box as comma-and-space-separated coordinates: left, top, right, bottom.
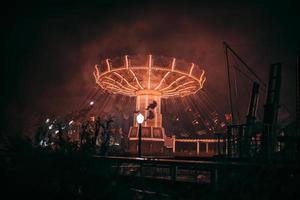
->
94, 55, 206, 98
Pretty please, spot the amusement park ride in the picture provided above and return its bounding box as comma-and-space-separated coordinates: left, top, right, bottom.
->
34, 45, 298, 160
92, 48, 299, 160
94, 55, 206, 154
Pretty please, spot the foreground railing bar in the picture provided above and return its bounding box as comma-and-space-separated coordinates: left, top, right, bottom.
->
93, 156, 261, 168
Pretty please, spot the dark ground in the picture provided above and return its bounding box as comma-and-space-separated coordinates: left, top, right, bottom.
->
1, 151, 299, 200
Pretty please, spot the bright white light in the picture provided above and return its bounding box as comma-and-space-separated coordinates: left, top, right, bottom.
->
69, 120, 74, 125
90, 101, 94, 106
45, 118, 50, 123
48, 124, 53, 130
55, 130, 59, 134
136, 113, 144, 124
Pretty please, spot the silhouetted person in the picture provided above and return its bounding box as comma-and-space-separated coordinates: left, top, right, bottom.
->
100, 118, 113, 156
146, 100, 157, 110
147, 110, 155, 120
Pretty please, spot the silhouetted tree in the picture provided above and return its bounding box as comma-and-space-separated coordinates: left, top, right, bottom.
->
94, 117, 101, 147
79, 121, 94, 153
80, 122, 89, 146
34, 125, 47, 146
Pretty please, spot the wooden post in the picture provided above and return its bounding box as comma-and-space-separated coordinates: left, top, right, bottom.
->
172, 135, 176, 153
211, 168, 219, 190
171, 166, 177, 181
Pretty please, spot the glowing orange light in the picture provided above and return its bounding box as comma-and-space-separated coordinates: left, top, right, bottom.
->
94, 55, 206, 143
94, 55, 205, 98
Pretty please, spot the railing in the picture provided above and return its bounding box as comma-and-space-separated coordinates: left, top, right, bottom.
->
171, 135, 225, 156
92, 156, 263, 188
225, 124, 266, 158
225, 124, 299, 162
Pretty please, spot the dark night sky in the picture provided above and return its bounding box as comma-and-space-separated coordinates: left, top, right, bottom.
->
1, 0, 299, 136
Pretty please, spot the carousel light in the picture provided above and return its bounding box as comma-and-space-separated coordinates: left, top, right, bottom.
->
94, 55, 205, 98
94, 55, 206, 149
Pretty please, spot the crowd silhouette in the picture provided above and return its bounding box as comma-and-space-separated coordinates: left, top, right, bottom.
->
1, 115, 127, 157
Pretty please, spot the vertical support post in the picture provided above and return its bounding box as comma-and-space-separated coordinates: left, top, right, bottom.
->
197, 141, 200, 155
217, 134, 221, 156
139, 162, 143, 177
171, 166, 177, 181
297, 50, 300, 159
138, 123, 142, 157
245, 82, 260, 157
211, 168, 219, 190
246, 82, 260, 123
172, 135, 176, 153
224, 42, 235, 125
262, 63, 282, 163
223, 133, 227, 156
227, 126, 232, 157
238, 125, 243, 158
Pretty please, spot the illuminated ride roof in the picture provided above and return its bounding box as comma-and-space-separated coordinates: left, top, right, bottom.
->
93, 55, 206, 98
